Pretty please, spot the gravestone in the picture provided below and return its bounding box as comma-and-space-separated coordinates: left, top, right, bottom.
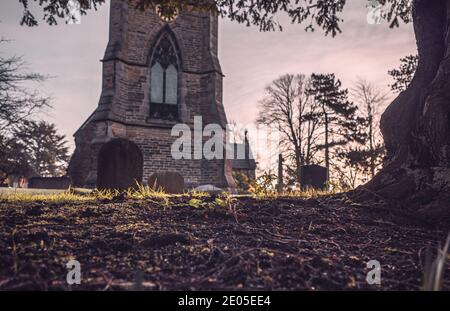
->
193, 184, 224, 195
97, 139, 143, 190
28, 177, 72, 189
300, 165, 327, 190
148, 171, 185, 194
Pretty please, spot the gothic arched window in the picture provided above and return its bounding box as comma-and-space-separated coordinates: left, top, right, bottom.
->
149, 35, 179, 121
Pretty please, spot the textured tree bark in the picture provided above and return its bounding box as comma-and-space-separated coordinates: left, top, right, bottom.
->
363, 0, 450, 219
324, 111, 330, 182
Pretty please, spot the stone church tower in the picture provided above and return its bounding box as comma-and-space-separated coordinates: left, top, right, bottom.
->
68, 0, 235, 189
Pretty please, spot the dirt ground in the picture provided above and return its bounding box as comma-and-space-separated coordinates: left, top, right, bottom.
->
0, 193, 449, 290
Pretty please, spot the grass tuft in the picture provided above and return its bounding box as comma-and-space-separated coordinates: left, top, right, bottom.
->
0, 187, 95, 203
0, 183, 171, 203
422, 231, 450, 291
0, 180, 345, 204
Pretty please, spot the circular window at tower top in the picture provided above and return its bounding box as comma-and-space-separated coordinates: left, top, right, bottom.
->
155, 4, 179, 23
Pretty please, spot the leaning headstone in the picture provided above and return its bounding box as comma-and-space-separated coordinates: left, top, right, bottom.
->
148, 172, 185, 194
300, 165, 327, 190
28, 177, 72, 190
192, 184, 224, 195
97, 139, 143, 191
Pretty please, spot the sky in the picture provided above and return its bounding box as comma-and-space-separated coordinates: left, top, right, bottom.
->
0, 0, 417, 154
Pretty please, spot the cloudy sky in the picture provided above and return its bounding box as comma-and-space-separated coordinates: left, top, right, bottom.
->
0, 1, 416, 152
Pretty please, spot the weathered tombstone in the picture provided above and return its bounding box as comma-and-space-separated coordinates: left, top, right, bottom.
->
277, 154, 284, 193
300, 165, 327, 190
148, 171, 185, 194
193, 184, 224, 195
97, 138, 143, 190
28, 177, 72, 189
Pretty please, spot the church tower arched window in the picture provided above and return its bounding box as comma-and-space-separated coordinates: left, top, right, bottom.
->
149, 35, 179, 121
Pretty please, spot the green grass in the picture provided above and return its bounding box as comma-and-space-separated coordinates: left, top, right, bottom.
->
0, 184, 171, 203
0, 181, 343, 204
0, 183, 227, 204
248, 187, 344, 200
0, 188, 95, 202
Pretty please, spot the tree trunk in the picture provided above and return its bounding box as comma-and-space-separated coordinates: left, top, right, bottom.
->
363, 0, 450, 219
324, 111, 330, 182
369, 115, 375, 179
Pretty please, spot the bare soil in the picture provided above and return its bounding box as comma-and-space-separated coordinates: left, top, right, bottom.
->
0, 194, 449, 290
